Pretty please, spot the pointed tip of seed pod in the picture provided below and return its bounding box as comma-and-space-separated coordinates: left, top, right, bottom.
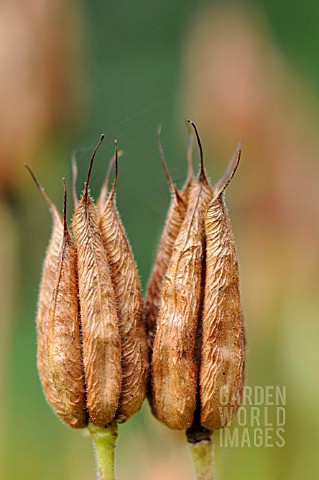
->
156, 124, 172, 187
213, 141, 242, 199
186, 121, 194, 184
98, 144, 125, 211
71, 151, 79, 208
24, 164, 58, 217
156, 124, 183, 202
84, 134, 105, 199
187, 120, 205, 181
62, 178, 68, 235
109, 140, 119, 198
25, 163, 43, 194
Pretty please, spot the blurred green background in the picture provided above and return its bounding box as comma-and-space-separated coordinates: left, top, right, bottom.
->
1, 0, 319, 479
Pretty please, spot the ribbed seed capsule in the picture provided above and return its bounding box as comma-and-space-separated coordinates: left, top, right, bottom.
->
47, 180, 87, 428
72, 136, 122, 427
200, 151, 245, 430
144, 126, 193, 348
99, 148, 148, 423
144, 193, 185, 347
25, 166, 78, 426
152, 157, 213, 430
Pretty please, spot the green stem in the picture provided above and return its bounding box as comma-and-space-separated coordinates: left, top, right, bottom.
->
88, 421, 118, 480
188, 439, 215, 480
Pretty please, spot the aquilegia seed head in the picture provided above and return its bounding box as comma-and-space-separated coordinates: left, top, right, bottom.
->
28, 135, 148, 429
148, 121, 245, 433
98, 145, 148, 424
26, 165, 86, 428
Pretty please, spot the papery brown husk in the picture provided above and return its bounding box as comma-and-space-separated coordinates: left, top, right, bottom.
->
36, 210, 74, 422
27, 164, 85, 427
200, 194, 245, 430
72, 190, 122, 427
99, 182, 148, 423
151, 173, 213, 429
47, 194, 87, 428
144, 130, 193, 349
38, 206, 88, 428
144, 190, 186, 349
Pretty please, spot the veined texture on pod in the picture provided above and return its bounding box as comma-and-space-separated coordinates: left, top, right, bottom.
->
144, 126, 193, 351
72, 136, 122, 427
99, 147, 148, 423
151, 128, 213, 430
47, 180, 87, 428
26, 166, 80, 427
200, 149, 245, 431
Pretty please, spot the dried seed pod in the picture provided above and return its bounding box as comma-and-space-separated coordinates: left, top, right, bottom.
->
99, 145, 148, 423
200, 148, 245, 431
151, 124, 213, 430
144, 126, 193, 348
25, 165, 78, 426
72, 136, 122, 427
47, 180, 87, 428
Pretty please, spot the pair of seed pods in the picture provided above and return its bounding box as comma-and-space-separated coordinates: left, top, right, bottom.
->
30, 122, 245, 435
145, 122, 245, 432
27, 135, 148, 428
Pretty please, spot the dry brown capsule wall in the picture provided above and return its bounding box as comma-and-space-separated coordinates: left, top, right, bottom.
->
47, 181, 87, 428
151, 160, 213, 430
144, 152, 185, 349
26, 166, 84, 427
144, 126, 194, 349
72, 137, 122, 427
200, 153, 245, 431
99, 151, 148, 423
150, 122, 245, 434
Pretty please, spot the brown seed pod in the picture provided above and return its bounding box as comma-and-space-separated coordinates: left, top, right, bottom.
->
25, 165, 79, 426
151, 122, 213, 429
200, 147, 245, 431
144, 126, 193, 349
99, 145, 148, 423
72, 136, 122, 427
47, 180, 87, 428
